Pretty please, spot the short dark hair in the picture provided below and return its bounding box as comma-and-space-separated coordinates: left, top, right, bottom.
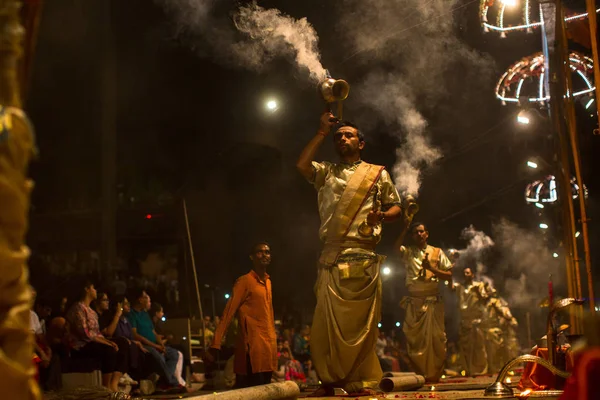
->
128, 287, 147, 305
335, 121, 365, 142
250, 241, 270, 254
410, 222, 428, 233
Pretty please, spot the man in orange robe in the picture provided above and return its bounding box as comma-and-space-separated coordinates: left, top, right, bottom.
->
208, 242, 277, 387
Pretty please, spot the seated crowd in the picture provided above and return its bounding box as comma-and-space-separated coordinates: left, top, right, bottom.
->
31, 281, 407, 393
30, 280, 188, 394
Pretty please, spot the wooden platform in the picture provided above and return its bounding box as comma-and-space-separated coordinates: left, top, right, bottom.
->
137, 376, 523, 400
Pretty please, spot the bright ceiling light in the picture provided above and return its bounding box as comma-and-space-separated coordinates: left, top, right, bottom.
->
517, 114, 530, 124
266, 99, 278, 111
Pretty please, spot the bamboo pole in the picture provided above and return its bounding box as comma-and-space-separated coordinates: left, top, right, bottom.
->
379, 374, 425, 392
558, 3, 596, 314
183, 198, 207, 349
187, 381, 300, 400
0, 0, 40, 398
585, 0, 600, 133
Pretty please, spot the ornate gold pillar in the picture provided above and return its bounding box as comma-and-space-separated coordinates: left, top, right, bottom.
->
0, 0, 41, 398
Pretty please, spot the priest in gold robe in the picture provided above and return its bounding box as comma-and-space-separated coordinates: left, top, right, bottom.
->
398, 223, 453, 383
453, 267, 489, 376
296, 112, 402, 396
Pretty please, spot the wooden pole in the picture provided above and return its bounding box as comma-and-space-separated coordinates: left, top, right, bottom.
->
379, 375, 425, 392
585, 0, 600, 133
526, 311, 532, 349
100, 0, 117, 279
187, 381, 300, 400
183, 198, 207, 349
558, 3, 596, 314
542, 0, 582, 332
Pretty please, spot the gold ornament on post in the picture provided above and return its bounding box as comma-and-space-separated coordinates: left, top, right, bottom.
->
318, 70, 350, 121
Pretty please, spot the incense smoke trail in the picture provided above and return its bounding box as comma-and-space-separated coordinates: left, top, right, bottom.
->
492, 219, 560, 308
233, 4, 326, 82
336, 0, 494, 195
455, 225, 495, 286
158, 1, 326, 82
459, 225, 495, 263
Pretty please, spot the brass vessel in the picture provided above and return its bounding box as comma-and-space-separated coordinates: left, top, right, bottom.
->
318, 70, 350, 120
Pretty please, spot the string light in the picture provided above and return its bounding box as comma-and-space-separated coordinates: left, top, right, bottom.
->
525, 175, 587, 205
496, 52, 594, 105
480, 1, 600, 35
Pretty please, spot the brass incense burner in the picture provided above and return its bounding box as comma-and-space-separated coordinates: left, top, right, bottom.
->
318, 70, 350, 120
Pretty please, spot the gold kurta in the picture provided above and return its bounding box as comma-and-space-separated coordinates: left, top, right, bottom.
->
400, 245, 452, 382
308, 160, 401, 393
312, 160, 401, 242
455, 280, 488, 376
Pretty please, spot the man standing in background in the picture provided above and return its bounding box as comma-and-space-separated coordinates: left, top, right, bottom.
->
208, 242, 277, 388
399, 223, 452, 383
453, 267, 489, 376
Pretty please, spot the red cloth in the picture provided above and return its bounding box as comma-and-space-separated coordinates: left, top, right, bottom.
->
560, 347, 600, 400
518, 347, 574, 391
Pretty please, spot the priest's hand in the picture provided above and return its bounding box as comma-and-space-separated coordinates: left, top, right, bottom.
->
318, 112, 336, 135
366, 210, 384, 226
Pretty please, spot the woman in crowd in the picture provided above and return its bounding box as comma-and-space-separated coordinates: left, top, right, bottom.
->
66, 281, 124, 391
95, 292, 150, 384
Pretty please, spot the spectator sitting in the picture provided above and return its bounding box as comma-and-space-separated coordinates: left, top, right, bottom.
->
150, 302, 186, 386
376, 332, 393, 372
293, 325, 311, 363
305, 359, 319, 385
277, 342, 305, 383
30, 287, 59, 390
65, 280, 123, 392
127, 288, 184, 392
95, 292, 151, 385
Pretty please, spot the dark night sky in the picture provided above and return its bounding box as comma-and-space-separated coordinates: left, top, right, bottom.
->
25, 0, 600, 321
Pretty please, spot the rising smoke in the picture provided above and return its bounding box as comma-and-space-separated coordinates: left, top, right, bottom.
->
455, 221, 560, 310
158, 1, 326, 82
492, 218, 560, 309
456, 225, 495, 285
335, 0, 494, 195
159, 0, 494, 194
233, 4, 326, 82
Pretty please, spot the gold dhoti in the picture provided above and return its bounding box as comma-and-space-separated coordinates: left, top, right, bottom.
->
458, 318, 488, 376
310, 248, 383, 393
401, 282, 446, 382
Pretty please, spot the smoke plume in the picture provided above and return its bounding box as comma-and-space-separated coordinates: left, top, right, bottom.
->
459, 225, 495, 263
455, 225, 495, 285
158, 1, 326, 82
492, 219, 560, 308
233, 4, 326, 82
336, 0, 494, 195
